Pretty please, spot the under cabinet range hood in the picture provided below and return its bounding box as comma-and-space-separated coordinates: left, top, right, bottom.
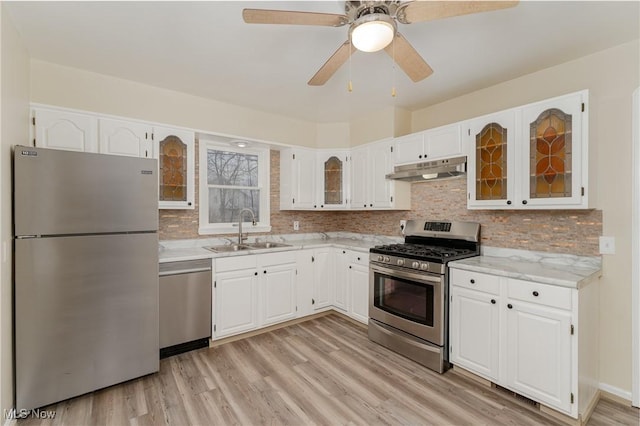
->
386, 156, 467, 182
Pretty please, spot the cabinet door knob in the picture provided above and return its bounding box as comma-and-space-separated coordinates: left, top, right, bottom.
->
343, 250, 346, 254
522, 200, 528, 205
418, 155, 422, 159
470, 279, 475, 284
321, 205, 324, 208
507, 303, 513, 309
263, 270, 267, 274
357, 257, 361, 261
254, 272, 258, 276
349, 266, 352, 269
506, 200, 512, 205
532, 291, 539, 297
491, 299, 496, 304
314, 205, 317, 208
364, 204, 367, 208
369, 204, 373, 207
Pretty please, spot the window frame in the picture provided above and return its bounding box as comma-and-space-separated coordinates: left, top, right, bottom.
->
198, 139, 271, 235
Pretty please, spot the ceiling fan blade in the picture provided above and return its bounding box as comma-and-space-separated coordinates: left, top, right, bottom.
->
242, 9, 348, 27
308, 41, 353, 86
384, 34, 433, 83
396, 1, 518, 24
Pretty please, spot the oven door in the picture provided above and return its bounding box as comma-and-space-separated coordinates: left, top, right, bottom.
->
369, 262, 444, 346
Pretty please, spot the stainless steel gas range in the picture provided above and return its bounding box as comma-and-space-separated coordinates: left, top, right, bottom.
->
368, 220, 480, 373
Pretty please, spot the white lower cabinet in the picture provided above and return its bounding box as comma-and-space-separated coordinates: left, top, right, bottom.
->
213, 256, 259, 339
260, 257, 297, 326
506, 300, 572, 412
312, 248, 334, 310
450, 286, 499, 381
449, 268, 599, 420
334, 249, 350, 312
348, 263, 369, 323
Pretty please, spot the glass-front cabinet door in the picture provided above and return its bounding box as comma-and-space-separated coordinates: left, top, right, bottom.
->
154, 126, 195, 209
317, 150, 349, 209
467, 110, 516, 209
520, 93, 585, 208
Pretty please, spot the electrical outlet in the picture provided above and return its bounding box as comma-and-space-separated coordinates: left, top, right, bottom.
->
599, 236, 615, 255
400, 220, 407, 235
293, 221, 300, 231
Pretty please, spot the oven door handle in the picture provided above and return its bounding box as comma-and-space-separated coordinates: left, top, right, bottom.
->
370, 264, 443, 285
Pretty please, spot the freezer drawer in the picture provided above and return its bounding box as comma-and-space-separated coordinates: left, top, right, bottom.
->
15, 233, 159, 410
159, 259, 212, 350
14, 145, 158, 236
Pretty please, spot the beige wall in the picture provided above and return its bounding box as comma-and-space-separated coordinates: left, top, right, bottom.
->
30, 59, 319, 148
410, 40, 640, 394
0, 4, 31, 414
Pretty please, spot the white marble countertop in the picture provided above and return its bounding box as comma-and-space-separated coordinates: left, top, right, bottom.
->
159, 232, 401, 263
449, 247, 602, 289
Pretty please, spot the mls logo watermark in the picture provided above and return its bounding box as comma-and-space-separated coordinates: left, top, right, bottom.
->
4, 408, 56, 420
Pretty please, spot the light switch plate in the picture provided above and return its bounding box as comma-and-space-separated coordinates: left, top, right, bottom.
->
599, 236, 616, 255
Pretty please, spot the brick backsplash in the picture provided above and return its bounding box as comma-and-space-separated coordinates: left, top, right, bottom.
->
160, 148, 602, 256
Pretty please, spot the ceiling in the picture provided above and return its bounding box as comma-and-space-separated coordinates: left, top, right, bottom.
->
6, 1, 639, 123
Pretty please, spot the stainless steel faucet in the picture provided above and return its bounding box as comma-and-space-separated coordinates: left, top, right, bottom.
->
238, 208, 256, 244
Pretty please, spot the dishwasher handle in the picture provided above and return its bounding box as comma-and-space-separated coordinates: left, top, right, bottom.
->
159, 267, 211, 277
159, 259, 212, 276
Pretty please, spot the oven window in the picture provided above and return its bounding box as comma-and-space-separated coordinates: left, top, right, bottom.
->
373, 273, 434, 326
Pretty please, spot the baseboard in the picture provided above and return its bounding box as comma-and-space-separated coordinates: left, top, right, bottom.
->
599, 383, 633, 405
210, 311, 334, 347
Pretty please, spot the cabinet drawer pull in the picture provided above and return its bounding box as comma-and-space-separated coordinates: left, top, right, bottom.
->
470, 279, 475, 284
532, 291, 539, 297
491, 299, 496, 304
507, 303, 513, 309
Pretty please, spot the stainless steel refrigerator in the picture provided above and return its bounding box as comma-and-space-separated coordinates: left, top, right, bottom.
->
14, 145, 159, 410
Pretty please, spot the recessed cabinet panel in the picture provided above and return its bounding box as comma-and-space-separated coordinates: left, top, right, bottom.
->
99, 118, 152, 158
33, 108, 98, 153
324, 156, 343, 205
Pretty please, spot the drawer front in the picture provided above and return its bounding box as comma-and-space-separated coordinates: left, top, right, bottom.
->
216, 255, 257, 273
450, 269, 500, 295
258, 251, 297, 268
507, 278, 572, 310
350, 251, 369, 266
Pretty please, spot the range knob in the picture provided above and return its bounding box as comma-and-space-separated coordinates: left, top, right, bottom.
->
420, 263, 429, 271
411, 261, 420, 269
377, 255, 384, 262
383, 256, 390, 263
397, 259, 405, 266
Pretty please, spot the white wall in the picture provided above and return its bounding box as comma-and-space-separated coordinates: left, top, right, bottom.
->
410, 40, 640, 396
0, 4, 31, 415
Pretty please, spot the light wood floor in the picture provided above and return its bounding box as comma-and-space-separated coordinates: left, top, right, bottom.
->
19, 313, 640, 426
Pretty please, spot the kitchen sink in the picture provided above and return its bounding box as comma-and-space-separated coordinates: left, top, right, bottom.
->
204, 242, 291, 253
204, 244, 252, 253
243, 242, 291, 249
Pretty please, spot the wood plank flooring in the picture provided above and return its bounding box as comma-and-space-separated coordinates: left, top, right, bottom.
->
18, 313, 640, 426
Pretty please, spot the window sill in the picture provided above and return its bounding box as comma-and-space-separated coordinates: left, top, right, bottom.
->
198, 224, 272, 236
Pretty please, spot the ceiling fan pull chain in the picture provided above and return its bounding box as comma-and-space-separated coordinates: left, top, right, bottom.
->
391, 37, 397, 98
348, 37, 353, 93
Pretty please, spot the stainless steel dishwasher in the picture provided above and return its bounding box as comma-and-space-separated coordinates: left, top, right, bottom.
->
159, 258, 212, 358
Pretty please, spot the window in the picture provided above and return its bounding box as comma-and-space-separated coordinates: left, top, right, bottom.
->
198, 139, 270, 234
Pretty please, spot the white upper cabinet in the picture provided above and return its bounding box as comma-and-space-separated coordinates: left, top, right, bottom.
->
281, 140, 408, 211
468, 90, 589, 210
317, 150, 349, 209
99, 118, 153, 158
351, 139, 411, 210
32, 107, 98, 153
153, 126, 195, 210
280, 147, 317, 210
466, 110, 517, 209
394, 123, 463, 165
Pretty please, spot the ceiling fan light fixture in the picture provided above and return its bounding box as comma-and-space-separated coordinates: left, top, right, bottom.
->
350, 14, 396, 53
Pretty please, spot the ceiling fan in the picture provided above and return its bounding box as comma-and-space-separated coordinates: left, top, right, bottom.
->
243, 1, 518, 86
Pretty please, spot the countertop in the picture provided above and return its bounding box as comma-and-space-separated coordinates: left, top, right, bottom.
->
449, 247, 602, 289
158, 232, 402, 263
